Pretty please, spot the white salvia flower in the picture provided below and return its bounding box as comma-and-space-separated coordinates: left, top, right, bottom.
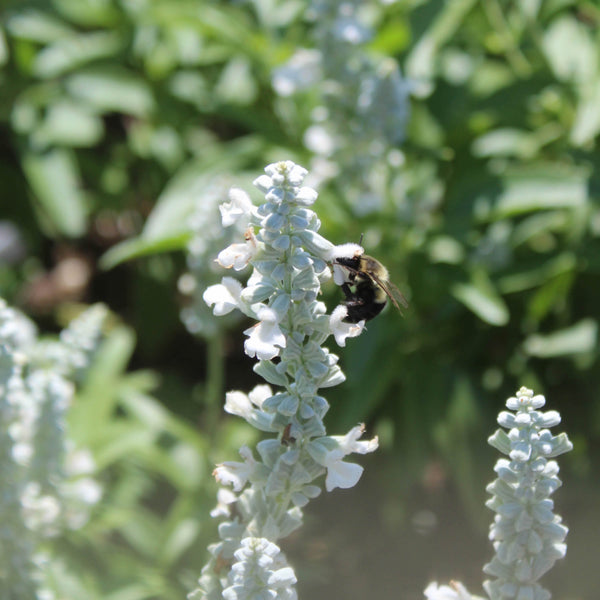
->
308, 424, 379, 492
329, 305, 365, 346
20, 483, 61, 535
323, 450, 365, 491
220, 188, 255, 227
213, 446, 257, 492
211, 487, 238, 518
224, 385, 276, 432
243, 307, 286, 360
203, 277, 244, 316
216, 229, 258, 270
424, 581, 479, 600
335, 424, 380, 455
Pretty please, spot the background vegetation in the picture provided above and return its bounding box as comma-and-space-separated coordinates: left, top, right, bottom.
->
1, 0, 599, 598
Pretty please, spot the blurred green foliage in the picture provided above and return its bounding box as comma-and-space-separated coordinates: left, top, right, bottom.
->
2, 0, 600, 598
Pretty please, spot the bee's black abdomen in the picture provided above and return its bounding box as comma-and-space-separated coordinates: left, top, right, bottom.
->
341, 279, 386, 323
343, 300, 386, 323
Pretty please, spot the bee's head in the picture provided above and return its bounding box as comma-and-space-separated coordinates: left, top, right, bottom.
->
330, 243, 364, 285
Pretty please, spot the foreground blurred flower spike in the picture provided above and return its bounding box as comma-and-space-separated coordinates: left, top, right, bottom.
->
483, 387, 572, 600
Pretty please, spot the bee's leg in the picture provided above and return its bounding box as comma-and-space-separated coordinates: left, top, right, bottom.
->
340, 283, 364, 306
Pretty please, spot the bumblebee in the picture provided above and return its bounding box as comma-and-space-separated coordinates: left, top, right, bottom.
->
332, 244, 408, 323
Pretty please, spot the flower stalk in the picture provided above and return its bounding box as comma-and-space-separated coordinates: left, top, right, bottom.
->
483, 387, 572, 600
192, 160, 377, 599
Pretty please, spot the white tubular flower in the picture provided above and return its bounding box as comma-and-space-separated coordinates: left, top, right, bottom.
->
220, 188, 255, 227
203, 277, 243, 316
243, 307, 286, 360
210, 487, 238, 518
329, 305, 365, 347
224, 385, 276, 432
308, 424, 378, 491
216, 229, 258, 271
213, 446, 257, 492
323, 451, 365, 492
424, 581, 479, 600
334, 424, 380, 455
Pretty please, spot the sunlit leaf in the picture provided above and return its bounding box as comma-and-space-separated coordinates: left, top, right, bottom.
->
492, 166, 589, 218
65, 67, 155, 116
34, 100, 104, 147
22, 148, 87, 237
523, 319, 598, 357
33, 31, 123, 78
5, 9, 74, 43
99, 232, 191, 270
571, 80, 600, 147
452, 271, 509, 326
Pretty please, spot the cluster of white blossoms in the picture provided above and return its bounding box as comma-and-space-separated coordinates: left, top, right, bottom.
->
191, 161, 378, 599
424, 387, 572, 600
483, 387, 572, 600
0, 300, 106, 597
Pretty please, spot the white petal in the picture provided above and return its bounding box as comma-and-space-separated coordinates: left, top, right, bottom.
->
248, 384, 273, 408
217, 242, 253, 271
203, 277, 243, 315
224, 391, 253, 417
253, 174, 273, 193
325, 459, 363, 491
244, 319, 286, 360
295, 186, 318, 206
329, 305, 365, 346
213, 460, 251, 492
219, 188, 254, 227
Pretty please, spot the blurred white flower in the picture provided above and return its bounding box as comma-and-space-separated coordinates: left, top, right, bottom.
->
220, 188, 255, 227
204, 277, 244, 315
213, 446, 256, 492
272, 49, 322, 96
424, 581, 476, 600
210, 487, 238, 518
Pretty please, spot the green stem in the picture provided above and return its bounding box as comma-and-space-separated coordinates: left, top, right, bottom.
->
205, 332, 225, 436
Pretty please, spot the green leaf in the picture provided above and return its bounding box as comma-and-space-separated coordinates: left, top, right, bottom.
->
0, 26, 7, 66
52, 0, 121, 27
452, 270, 509, 326
571, 80, 600, 147
99, 232, 191, 270
33, 31, 123, 78
5, 9, 75, 43
492, 165, 589, 218
215, 55, 258, 105
22, 148, 87, 237
523, 319, 598, 357
543, 17, 597, 84
472, 128, 540, 159
65, 67, 155, 117
34, 100, 104, 147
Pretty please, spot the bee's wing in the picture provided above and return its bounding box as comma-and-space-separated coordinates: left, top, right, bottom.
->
368, 272, 409, 312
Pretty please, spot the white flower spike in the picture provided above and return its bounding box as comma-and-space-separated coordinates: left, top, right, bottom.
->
195, 161, 377, 600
